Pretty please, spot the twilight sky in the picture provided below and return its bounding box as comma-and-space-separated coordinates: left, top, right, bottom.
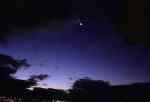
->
0, 0, 150, 90
0, 18, 150, 90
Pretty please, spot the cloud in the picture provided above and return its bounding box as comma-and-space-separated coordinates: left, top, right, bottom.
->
29, 74, 49, 82
0, 0, 125, 42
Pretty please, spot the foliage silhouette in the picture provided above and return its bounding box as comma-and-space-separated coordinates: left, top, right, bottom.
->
0, 54, 30, 79
32, 87, 67, 102
0, 54, 150, 102
69, 78, 110, 102
0, 54, 50, 97
68, 78, 150, 102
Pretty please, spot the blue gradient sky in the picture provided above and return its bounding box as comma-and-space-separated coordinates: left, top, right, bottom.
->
0, 19, 149, 89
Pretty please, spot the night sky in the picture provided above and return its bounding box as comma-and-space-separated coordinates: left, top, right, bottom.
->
0, 0, 150, 90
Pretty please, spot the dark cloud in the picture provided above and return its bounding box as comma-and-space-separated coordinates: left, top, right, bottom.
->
69, 77, 73, 81
42, 83, 48, 86
0, 0, 149, 47
0, 0, 70, 41
29, 74, 49, 82
0, 0, 126, 41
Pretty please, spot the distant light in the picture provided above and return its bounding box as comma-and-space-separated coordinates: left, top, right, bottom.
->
79, 22, 83, 26
27, 87, 34, 90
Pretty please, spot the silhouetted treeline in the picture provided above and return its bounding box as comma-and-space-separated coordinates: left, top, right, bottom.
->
68, 78, 150, 102
32, 87, 67, 101
0, 54, 150, 102
0, 54, 49, 97
68, 78, 110, 102
0, 54, 35, 96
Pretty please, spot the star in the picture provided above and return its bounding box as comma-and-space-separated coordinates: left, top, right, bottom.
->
76, 18, 84, 26
79, 22, 83, 26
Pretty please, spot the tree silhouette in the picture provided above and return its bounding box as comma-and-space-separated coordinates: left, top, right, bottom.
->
32, 87, 67, 102
0, 54, 35, 96
0, 54, 30, 79
69, 77, 111, 102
